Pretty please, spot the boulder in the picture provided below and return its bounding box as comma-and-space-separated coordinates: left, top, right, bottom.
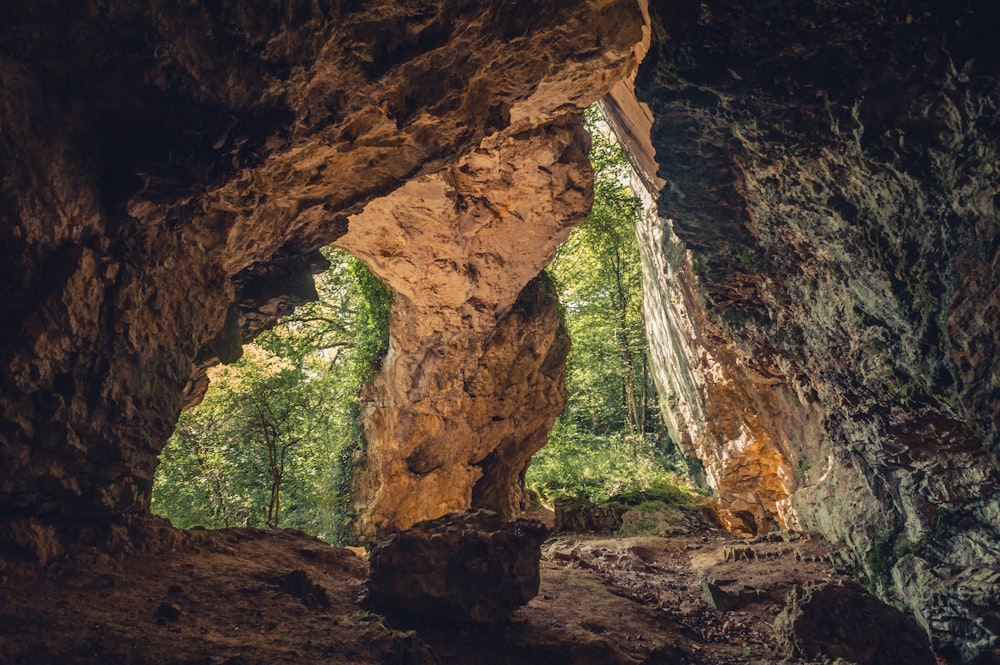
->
774, 580, 935, 665
365, 510, 548, 624
554, 497, 627, 534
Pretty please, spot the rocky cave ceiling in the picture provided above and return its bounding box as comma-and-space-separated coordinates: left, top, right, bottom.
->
1, 0, 999, 662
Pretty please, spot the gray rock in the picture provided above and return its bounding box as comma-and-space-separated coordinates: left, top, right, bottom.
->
554, 497, 627, 534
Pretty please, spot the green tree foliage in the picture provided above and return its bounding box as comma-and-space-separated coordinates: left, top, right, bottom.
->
527, 107, 685, 503
151, 249, 390, 543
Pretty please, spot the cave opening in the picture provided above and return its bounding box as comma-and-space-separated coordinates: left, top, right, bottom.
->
150, 103, 698, 547
145, 111, 645, 545
151, 248, 388, 544
524, 104, 699, 522
4, 0, 999, 660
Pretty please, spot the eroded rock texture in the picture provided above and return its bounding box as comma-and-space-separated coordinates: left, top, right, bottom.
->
624, 1, 1000, 661
0, 0, 645, 548
365, 509, 549, 624
775, 580, 935, 665
333, 6, 647, 538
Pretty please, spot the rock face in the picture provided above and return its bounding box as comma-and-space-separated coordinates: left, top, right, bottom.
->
337, 9, 649, 535
775, 580, 936, 665
350, 259, 572, 538
5, 2, 1000, 662
0, 0, 645, 539
554, 497, 629, 534
619, 1, 1000, 661
365, 509, 548, 624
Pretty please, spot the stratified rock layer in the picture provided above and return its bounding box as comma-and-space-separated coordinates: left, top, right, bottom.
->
0, 0, 644, 535
623, 1, 1000, 661
365, 509, 549, 624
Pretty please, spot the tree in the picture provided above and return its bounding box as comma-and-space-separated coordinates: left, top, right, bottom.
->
526, 106, 681, 503
152, 249, 391, 543
552, 106, 655, 440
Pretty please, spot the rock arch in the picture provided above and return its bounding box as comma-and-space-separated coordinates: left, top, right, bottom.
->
0, 1, 646, 542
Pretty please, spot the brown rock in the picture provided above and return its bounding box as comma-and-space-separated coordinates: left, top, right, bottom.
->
365, 509, 549, 624
775, 580, 935, 665
0, 0, 644, 528
554, 497, 627, 534
354, 271, 572, 538
267, 569, 330, 608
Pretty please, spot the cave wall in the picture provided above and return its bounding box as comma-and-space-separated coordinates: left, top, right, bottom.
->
0, 0, 644, 547
7, 0, 1000, 659
626, 1, 1000, 661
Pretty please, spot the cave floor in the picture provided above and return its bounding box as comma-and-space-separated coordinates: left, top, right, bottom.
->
0, 515, 866, 665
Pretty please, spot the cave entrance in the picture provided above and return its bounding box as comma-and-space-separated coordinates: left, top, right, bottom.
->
151, 105, 694, 545
523, 105, 693, 521
151, 249, 388, 544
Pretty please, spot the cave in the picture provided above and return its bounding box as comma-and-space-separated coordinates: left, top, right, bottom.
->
2, 1, 999, 663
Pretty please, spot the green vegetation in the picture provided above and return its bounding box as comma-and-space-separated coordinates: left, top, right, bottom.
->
152, 249, 390, 544
526, 106, 690, 505
153, 105, 693, 543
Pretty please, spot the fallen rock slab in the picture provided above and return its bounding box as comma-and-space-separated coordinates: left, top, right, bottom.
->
774, 579, 935, 665
365, 509, 548, 624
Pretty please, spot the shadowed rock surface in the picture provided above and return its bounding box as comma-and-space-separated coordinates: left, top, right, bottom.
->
2, 1, 1000, 662
775, 579, 936, 665
365, 509, 549, 624
606, 1, 1000, 660
0, 0, 644, 534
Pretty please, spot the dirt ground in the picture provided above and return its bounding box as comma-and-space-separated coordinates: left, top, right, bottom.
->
0, 512, 870, 665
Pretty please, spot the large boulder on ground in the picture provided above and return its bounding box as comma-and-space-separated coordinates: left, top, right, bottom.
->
365, 509, 548, 624
774, 580, 935, 665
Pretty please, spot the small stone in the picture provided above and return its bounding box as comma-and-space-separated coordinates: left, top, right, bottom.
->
700, 577, 743, 611
155, 602, 182, 621
268, 569, 329, 608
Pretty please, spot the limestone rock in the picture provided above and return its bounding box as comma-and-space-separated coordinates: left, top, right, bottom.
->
354, 270, 571, 538
341, 0, 648, 536
619, 1, 1000, 659
0, 0, 644, 528
892, 554, 1000, 664
775, 580, 935, 665
691, 531, 850, 613
554, 497, 628, 534
364, 509, 548, 624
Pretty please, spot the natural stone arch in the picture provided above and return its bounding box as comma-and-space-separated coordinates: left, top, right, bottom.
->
0, 0, 648, 552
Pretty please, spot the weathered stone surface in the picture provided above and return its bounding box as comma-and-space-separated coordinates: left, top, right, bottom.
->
352, 259, 571, 538
0, 0, 644, 530
5, 2, 1000, 662
775, 580, 936, 665
691, 531, 852, 613
365, 509, 548, 624
554, 497, 629, 534
341, 6, 648, 535
619, 1, 1000, 660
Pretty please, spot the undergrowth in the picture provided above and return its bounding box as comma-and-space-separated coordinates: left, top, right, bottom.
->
526, 421, 694, 506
